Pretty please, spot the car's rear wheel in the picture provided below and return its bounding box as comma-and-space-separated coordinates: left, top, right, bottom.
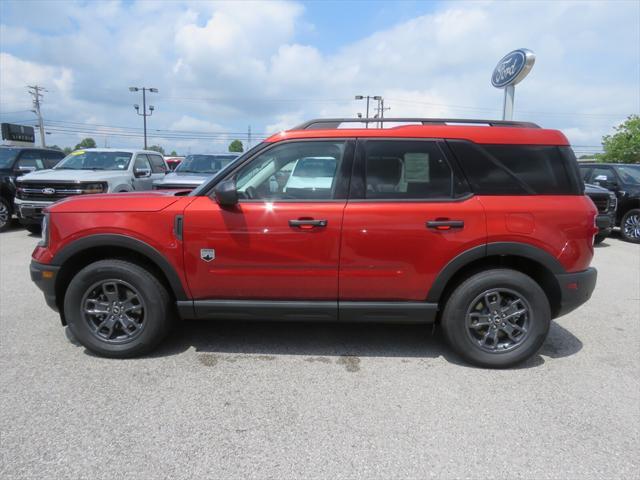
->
441, 269, 550, 368
64, 259, 172, 358
621, 208, 640, 243
0, 197, 11, 231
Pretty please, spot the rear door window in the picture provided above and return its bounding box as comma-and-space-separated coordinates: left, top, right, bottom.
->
362, 140, 458, 199
578, 165, 592, 182
148, 154, 167, 173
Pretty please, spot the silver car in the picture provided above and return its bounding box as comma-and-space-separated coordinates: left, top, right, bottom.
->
14, 148, 168, 230
153, 153, 240, 191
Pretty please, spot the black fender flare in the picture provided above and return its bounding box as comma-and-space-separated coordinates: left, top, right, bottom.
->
426, 242, 566, 302
51, 234, 188, 300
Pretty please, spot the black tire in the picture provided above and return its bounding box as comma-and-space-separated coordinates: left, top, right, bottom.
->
620, 208, 640, 243
0, 197, 11, 231
25, 224, 41, 235
441, 269, 550, 368
63, 259, 172, 358
594, 233, 607, 245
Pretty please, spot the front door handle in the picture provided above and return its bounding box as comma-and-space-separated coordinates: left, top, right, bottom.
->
426, 219, 464, 231
289, 219, 328, 229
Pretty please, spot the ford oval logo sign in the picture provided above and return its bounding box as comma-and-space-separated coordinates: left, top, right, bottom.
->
491, 49, 536, 88
42, 188, 56, 195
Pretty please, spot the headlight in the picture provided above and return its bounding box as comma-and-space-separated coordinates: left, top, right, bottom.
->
81, 182, 107, 194
39, 212, 50, 248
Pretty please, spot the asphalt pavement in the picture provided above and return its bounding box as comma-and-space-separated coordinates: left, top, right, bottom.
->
1, 223, 638, 479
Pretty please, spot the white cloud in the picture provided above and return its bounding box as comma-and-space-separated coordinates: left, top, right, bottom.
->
0, 52, 74, 108
169, 115, 228, 132
0, 0, 638, 153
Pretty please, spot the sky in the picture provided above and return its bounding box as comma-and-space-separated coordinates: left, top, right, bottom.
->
0, 0, 638, 156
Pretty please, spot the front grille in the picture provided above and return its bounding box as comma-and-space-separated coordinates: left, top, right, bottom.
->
588, 194, 609, 213
17, 182, 86, 202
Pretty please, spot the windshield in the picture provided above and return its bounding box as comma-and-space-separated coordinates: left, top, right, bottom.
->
0, 148, 19, 169
54, 151, 132, 170
176, 154, 238, 174
617, 165, 640, 185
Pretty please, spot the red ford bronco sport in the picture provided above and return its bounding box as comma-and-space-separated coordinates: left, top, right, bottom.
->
30, 118, 598, 368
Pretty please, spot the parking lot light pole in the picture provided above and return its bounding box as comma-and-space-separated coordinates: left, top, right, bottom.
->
129, 87, 158, 149
355, 95, 383, 128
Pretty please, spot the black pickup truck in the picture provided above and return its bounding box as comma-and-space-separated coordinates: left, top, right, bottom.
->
0, 146, 65, 231
584, 183, 617, 244
580, 163, 640, 243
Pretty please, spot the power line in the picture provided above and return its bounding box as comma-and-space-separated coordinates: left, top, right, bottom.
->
0, 109, 33, 115
43, 126, 269, 142
43, 118, 268, 136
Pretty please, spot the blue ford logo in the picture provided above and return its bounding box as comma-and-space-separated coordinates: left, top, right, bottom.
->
491, 49, 535, 88
42, 188, 56, 195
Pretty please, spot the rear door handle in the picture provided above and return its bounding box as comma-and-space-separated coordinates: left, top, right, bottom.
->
289, 219, 328, 229
426, 220, 464, 230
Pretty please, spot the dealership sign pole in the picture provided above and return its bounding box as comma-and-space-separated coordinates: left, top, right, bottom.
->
491, 49, 536, 120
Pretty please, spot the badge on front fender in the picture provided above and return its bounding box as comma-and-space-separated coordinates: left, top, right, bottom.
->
200, 249, 215, 262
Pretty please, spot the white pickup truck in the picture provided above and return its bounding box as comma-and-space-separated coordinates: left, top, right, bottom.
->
14, 148, 168, 232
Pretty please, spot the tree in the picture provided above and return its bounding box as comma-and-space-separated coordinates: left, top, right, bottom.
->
74, 137, 96, 150
148, 145, 165, 155
63, 147, 73, 155
170, 150, 178, 156
48, 145, 63, 151
229, 139, 244, 153
597, 115, 640, 164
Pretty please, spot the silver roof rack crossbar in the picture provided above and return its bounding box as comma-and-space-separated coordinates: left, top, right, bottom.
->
291, 118, 540, 130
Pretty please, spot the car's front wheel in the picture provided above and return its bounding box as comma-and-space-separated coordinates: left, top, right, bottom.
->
621, 208, 640, 243
441, 269, 550, 368
64, 259, 173, 357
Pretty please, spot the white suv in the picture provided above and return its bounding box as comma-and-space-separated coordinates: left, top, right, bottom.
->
15, 148, 167, 231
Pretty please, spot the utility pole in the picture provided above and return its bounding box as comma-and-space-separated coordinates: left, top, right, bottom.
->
379, 98, 390, 127
129, 87, 158, 149
27, 85, 47, 147
247, 125, 252, 149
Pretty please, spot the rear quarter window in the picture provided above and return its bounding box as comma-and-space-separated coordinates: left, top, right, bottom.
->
448, 141, 582, 195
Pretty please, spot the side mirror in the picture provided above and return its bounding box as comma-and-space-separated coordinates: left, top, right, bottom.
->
134, 167, 151, 178
214, 177, 238, 206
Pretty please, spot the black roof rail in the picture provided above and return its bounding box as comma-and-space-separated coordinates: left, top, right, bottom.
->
290, 118, 540, 130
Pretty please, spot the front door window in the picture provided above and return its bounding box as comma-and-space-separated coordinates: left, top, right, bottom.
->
235, 141, 348, 201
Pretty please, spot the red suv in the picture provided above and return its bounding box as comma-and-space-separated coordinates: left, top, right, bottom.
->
30, 118, 598, 368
